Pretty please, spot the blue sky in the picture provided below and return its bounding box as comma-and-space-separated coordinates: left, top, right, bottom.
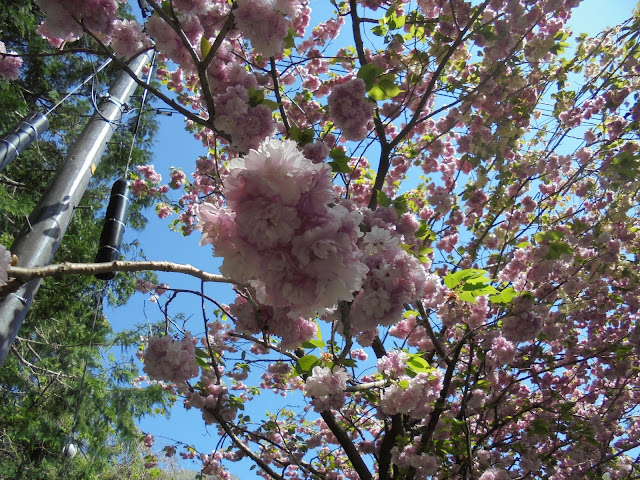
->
105, 0, 638, 475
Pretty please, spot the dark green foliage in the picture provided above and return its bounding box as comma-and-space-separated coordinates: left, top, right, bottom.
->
0, 2, 171, 479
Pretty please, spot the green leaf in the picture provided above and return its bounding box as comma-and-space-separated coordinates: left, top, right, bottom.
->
195, 356, 209, 368
368, 77, 403, 101
415, 223, 436, 241
371, 25, 388, 37
388, 14, 405, 30
408, 24, 425, 41
296, 355, 320, 374
476, 24, 497, 41
329, 148, 351, 173
248, 87, 265, 107
611, 151, 640, 181
393, 193, 408, 215
546, 241, 572, 260
529, 418, 550, 435
489, 287, 517, 305
407, 355, 430, 373
357, 64, 385, 91
261, 99, 280, 111
289, 125, 315, 146
377, 190, 392, 207
533, 230, 564, 243
284, 27, 296, 49
200, 36, 211, 59
161, 0, 172, 15
458, 283, 498, 303
550, 41, 570, 55
194, 347, 209, 358
443, 268, 488, 289
301, 339, 325, 350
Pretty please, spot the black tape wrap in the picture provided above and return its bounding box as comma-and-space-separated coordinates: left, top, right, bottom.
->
95, 178, 130, 280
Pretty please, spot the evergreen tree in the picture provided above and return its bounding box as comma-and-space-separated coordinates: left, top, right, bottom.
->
0, 2, 172, 478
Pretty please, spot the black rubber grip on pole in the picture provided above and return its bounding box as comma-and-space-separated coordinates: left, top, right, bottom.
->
95, 179, 130, 280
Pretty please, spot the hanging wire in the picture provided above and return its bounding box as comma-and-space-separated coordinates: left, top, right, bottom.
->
45, 57, 112, 116
125, 50, 157, 175
88, 55, 129, 125
93, 51, 158, 277
60, 283, 107, 478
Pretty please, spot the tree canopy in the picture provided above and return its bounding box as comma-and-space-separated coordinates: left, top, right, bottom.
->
2, 0, 640, 479
0, 1, 175, 478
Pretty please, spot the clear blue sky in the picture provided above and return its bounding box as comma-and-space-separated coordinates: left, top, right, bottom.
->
106, 0, 638, 476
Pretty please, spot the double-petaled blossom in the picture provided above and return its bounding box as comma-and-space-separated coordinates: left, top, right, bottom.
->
234, 0, 290, 58
328, 78, 375, 141
110, 19, 152, 58
0, 42, 22, 80
143, 334, 199, 384
304, 366, 348, 398
197, 139, 369, 327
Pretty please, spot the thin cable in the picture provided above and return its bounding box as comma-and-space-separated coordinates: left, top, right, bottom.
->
125, 50, 157, 175
60, 284, 107, 478
45, 58, 112, 116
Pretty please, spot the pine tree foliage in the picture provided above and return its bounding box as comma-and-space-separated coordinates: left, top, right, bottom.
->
0, 2, 172, 479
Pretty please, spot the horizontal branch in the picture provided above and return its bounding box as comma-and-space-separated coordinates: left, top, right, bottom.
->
7, 261, 240, 285
346, 379, 389, 392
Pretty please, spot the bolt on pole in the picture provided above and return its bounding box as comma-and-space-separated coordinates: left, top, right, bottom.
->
0, 51, 153, 367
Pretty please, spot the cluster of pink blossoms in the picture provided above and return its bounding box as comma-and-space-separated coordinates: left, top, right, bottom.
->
132, 164, 169, 196
391, 442, 438, 478
229, 292, 318, 349
185, 366, 237, 423
213, 86, 275, 152
197, 139, 368, 321
0, 42, 23, 80
200, 451, 231, 480
35, 0, 120, 47
328, 78, 375, 141
303, 366, 349, 411
377, 351, 443, 418
196, 140, 432, 346
110, 19, 152, 58
349, 208, 427, 338
234, 0, 291, 59
142, 334, 199, 385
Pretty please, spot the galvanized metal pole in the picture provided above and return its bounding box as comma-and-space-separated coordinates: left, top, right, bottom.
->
0, 112, 49, 171
0, 51, 153, 366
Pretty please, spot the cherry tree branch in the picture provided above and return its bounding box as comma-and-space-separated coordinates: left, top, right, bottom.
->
210, 410, 286, 480
378, 414, 403, 480
416, 301, 450, 365
388, 0, 491, 153
320, 410, 372, 480
270, 57, 291, 134
6, 261, 240, 285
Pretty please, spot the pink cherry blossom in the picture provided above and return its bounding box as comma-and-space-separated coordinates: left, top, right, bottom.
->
109, 19, 151, 58
304, 366, 348, 398
234, 0, 290, 58
142, 334, 199, 384
328, 78, 375, 141
0, 42, 23, 80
